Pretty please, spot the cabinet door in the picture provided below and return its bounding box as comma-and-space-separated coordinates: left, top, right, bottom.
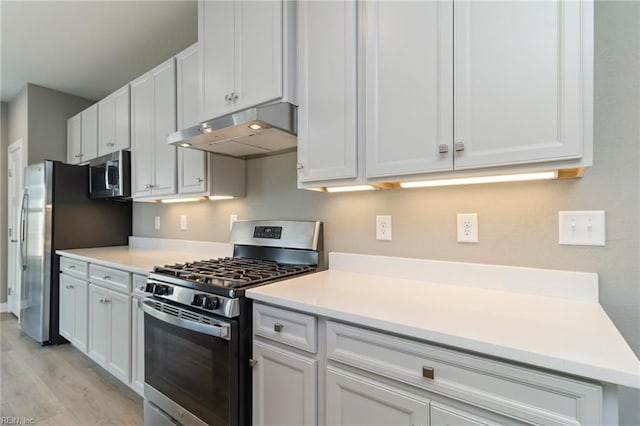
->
113, 85, 131, 152
326, 367, 429, 426
72, 280, 88, 353
253, 341, 317, 426
364, 1, 453, 178
98, 94, 115, 156
297, 1, 358, 184
130, 296, 145, 396
431, 402, 502, 426
81, 104, 99, 162
131, 73, 154, 198
59, 274, 75, 341
234, 0, 282, 111
67, 113, 82, 164
88, 284, 109, 365
454, 1, 591, 169
107, 290, 131, 384
199, 0, 236, 121
177, 44, 207, 195
151, 59, 177, 197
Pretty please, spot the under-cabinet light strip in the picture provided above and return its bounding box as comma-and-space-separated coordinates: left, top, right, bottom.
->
399, 171, 558, 188
159, 197, 202, 204
325, 185, 377, 193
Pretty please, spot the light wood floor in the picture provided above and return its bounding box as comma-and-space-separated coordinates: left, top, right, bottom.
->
0, 313, 143, 425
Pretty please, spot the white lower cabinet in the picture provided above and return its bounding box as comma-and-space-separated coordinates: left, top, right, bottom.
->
252, 341, 317, 426
252, 303, 606, 426
130, 274, 147, 397
326, 366, 430, 426
59, 274, 88, 352
88, 283, 131, 384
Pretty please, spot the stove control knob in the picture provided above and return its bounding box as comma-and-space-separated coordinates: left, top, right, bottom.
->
191, 294, 205, 306
154, 284, 170, 296
144, 283, 156, 293
203, 296, 220, 310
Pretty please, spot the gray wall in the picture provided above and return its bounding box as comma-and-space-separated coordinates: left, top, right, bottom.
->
1, 85, 94, 303
26, 83, 94, 164
133, 2, 640, 423
0, 102, 8, 304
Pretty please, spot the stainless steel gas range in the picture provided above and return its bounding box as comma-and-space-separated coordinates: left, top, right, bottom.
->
140, 220, 322, 426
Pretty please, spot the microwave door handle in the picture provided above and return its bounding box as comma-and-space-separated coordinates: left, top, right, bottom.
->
104, 162, 113, 190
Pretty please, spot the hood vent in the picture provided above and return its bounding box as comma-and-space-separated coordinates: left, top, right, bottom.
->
168, 102, 297, 158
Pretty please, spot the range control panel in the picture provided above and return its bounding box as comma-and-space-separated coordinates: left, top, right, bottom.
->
253, 226, 282, 239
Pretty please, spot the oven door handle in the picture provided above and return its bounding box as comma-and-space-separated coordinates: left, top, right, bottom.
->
139, 299, 231, 341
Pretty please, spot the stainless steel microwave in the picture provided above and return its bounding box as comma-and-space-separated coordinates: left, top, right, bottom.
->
88, 150, 131, 199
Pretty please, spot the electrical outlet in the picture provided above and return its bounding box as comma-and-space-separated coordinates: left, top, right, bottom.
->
230, 214, 238, 231
154, 216, 161, 230
180, 215, 187, 231
376, 215, 392, 241
559, 211, 606, 246
457, 213, 478, 243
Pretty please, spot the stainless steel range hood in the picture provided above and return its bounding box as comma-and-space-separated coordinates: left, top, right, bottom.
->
167, 102, 297, 157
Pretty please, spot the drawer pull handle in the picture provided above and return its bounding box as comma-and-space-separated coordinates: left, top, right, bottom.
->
249, 358, 258, 368
103, 275, 111, 280
274, 323, 284, 332
422, 366, 434, 380
68, 265, 76, 269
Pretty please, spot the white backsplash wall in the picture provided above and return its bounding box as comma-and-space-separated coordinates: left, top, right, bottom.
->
134, 2, 639, 423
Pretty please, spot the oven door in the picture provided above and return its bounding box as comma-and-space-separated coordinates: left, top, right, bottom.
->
139, 298, 239, 426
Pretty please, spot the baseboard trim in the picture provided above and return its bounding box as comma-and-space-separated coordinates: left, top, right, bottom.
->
0, 303, 8, 313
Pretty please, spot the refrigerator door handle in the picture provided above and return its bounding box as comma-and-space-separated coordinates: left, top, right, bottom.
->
19, 191, 28, 271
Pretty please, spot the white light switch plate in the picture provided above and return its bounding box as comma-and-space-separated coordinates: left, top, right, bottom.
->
559, 211, 606, 246
180, 215, 187, 231
154, 216, 161, 230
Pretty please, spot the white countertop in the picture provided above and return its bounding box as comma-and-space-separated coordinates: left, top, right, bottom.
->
56, 237, 233, 275
246, 253, 640, 389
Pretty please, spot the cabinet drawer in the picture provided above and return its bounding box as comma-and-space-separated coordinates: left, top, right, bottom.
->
60, 257, 88, 279
132, 274, 148, 294
89, 264, 131, 293
254, 304, 317, 353
327, 321, 603, 426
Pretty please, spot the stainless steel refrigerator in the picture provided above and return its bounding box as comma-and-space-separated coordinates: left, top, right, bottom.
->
19, 160, 131, 345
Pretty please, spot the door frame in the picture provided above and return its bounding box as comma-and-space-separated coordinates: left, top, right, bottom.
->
7, 138, 25, 317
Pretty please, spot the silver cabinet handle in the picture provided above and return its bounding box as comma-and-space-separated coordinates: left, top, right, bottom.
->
224, 93, 232, 102
75, 154, 82, 158
249, 359, 258, 368
99, 298, 104, 303
107, 142, 115, 147
231, 92, 238, 101
104, 299, 110, 304
454, 142, 465, 152
68, 265, 76, 269
69, 285, 74, 289
438, 144, 449, 154
274, 323, 284, 332
196, 177, 204, 183
296, 163, 304, 170
103, 275, 111, 280
10, 239, 18, 243
422, 366, 435, 380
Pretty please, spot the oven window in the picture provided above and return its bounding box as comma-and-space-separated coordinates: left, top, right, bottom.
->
144, 313, 239, 426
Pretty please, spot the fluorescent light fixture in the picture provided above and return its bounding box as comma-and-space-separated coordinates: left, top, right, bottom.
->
325, 185, 377, 193
249, 123, 263, 130
208, 195, 235, 201
180, 143, 192, 148
160, 197, 202, 204
399, 171, 558, 188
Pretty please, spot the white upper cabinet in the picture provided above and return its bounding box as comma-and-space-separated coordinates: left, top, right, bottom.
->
81, 104, 99, 162
364, 1, 454, 179
177, 43, 207, 195
131, 58, 177, 199
98, 85, 130, 156
67, 112, 82, 164
453, 0, 592, 170
296, 0, 593, 188
198, 0, 294, 122
297, 1, 358, 185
